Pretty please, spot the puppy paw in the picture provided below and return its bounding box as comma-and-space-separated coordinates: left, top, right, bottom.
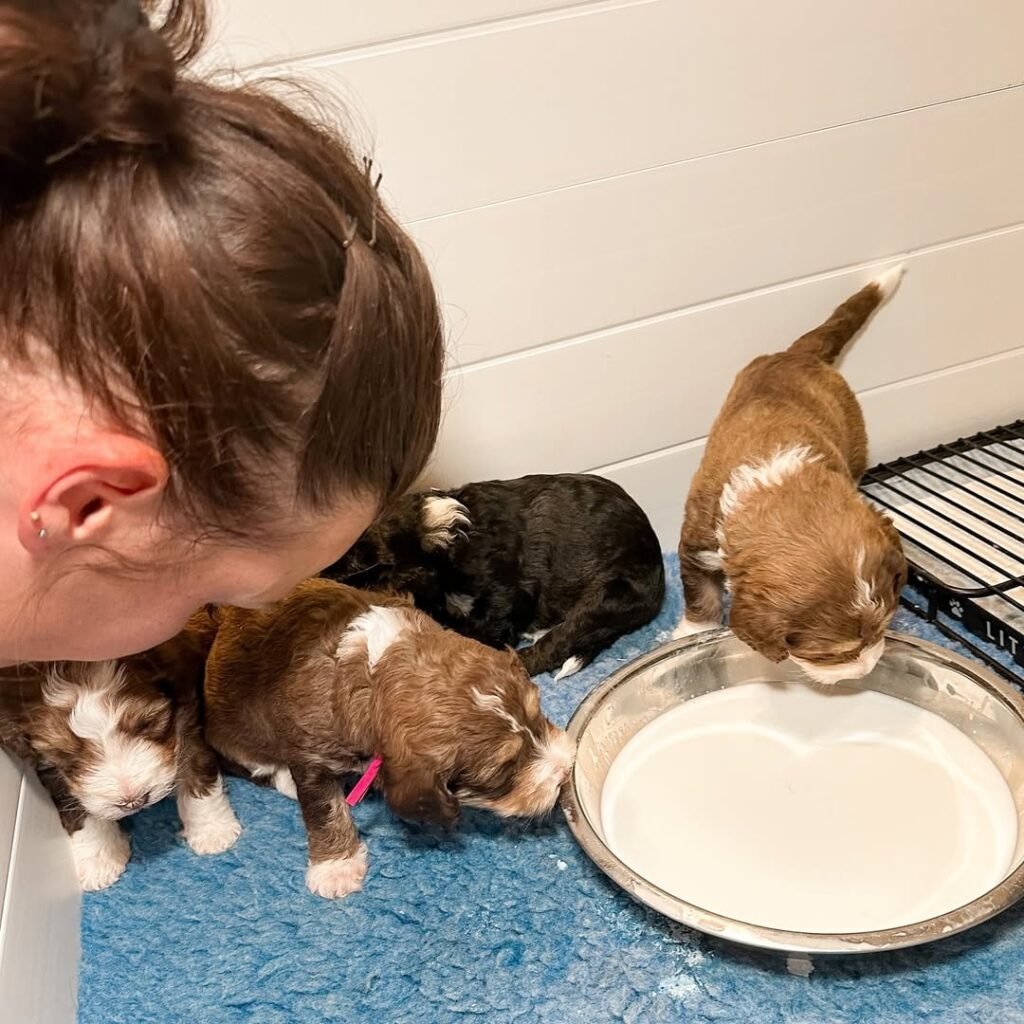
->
71, 817, 130, 892
185, 814, 242, 856
553, 655, 583, 681
306, 844, 369, 900
178, 779, 242, 855
672, 616, 719, 639
522, 627, 551, 644
420, 496, 470, 551
273, 767, 298, 801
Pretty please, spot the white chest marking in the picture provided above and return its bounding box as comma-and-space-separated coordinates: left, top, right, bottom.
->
337, 606, 411, 668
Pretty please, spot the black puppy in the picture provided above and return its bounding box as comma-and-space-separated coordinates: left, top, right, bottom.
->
322, 474, 665, 678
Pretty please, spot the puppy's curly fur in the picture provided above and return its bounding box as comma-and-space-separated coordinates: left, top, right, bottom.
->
0, 617, 238, 891
202, 578, 574, 900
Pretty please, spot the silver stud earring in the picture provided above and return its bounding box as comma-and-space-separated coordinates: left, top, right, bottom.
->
29, 510, 46, 539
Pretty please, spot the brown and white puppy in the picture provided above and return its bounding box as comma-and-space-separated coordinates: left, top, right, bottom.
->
0, 615, 240, 891
674, 269, 907, 685
203, 578, 575, 900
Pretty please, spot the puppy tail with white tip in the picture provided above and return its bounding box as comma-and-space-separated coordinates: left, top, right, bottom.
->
788, 263, 904, 364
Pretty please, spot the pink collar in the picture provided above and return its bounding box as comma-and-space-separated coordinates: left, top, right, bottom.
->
346, 755, 383, 807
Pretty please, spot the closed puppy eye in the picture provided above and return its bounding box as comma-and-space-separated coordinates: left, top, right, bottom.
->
819, 650, 860, 665
123, 706, 173, 739
789, 639, 861, 664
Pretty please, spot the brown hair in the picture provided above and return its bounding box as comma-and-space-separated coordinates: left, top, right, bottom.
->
0, 0, 443, 536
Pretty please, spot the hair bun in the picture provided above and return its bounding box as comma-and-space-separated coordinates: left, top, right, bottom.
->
0, 0, 201, 177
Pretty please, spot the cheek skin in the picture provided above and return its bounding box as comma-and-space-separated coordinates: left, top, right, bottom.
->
0, 501, 376, 662
0, 575, 198, 663
86, 615, 195, 662
205, 502, 378, 608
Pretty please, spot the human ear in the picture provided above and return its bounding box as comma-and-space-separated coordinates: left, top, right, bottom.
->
21, 434, 167, 550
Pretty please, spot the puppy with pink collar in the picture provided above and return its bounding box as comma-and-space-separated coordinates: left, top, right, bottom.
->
203, 578, 574, 900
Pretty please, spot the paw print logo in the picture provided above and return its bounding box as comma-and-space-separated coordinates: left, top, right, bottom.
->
949, 599, 964, 620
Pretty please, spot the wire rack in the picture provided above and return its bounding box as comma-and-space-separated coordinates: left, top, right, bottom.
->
862, 421, 1024, 688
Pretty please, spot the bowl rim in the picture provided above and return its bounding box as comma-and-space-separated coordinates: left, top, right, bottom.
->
560, 629, 1024, 955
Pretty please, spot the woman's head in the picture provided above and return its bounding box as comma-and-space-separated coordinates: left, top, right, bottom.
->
0, 0, 444, 663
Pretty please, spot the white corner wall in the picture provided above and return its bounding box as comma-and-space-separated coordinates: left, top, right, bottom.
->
0, 753, 80, 1023
209, 0, 1024, 547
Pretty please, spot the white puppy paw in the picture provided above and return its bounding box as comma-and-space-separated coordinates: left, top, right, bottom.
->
522, 627, 551, 644
273, 767, 298, 801
71, 817, 131, 892
185, 814, 242, 856
672, 616, 719, 639
178, 778, 242, 855
553, 655, 583, 681
306, 844, 369, 900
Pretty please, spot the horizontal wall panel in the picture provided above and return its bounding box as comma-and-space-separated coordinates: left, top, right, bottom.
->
206, 0, 603, 67
858, 350, 1024, 470
417, 87, 1024, 366
595, 441, 704, 554
597, 346, 1024, 549
297, 0, 1024, 220
431, 225, 1024, 484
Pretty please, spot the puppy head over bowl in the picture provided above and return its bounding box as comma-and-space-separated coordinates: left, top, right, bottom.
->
562, 630, 1024, 955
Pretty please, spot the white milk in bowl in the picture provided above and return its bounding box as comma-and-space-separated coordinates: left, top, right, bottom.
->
600, 681, 1019, 933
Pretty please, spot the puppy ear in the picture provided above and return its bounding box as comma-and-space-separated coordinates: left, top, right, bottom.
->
504, 647, 528, 672
381, 762, 459, 827
749, 635, 788, 664
882, 532, 908, 578
729, 589, 788, 663
867, 511, 907, 594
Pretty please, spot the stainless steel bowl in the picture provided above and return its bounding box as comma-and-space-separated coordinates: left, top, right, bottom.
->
562, 630, 1024, 955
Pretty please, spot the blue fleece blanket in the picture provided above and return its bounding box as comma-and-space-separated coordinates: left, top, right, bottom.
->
79, 556, 1024, 1024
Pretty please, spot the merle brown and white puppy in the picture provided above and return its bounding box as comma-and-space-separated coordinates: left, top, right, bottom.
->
203, 578, 575, 900
322, 474, 665, 680
675, 269, 907, 685
0, 615, 239, 891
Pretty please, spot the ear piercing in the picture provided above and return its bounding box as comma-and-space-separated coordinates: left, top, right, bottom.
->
29, 510, 46, 540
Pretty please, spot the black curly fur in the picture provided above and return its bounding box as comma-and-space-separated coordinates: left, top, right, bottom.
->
322, 474, 665, 677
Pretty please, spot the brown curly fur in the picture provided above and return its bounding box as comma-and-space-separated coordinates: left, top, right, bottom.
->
203, 579, 572, 873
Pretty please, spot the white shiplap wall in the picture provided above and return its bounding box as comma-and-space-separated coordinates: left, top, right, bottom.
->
206, 0, 1024, 546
